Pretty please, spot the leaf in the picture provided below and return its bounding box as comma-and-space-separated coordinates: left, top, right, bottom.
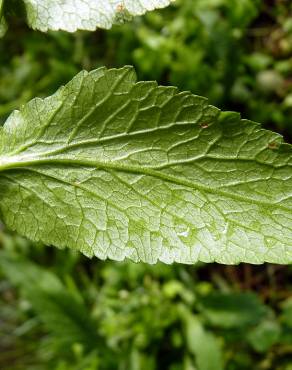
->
22, 0, 173, 32
198, 292, 267, 328
0, 251, 99, 350
247, 319, 281, 353
183, 312, 224, 370
0, 66, 291, 265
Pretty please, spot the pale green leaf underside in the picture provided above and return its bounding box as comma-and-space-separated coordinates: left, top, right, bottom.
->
0, 66, 291, 264
22, 0, 173, 32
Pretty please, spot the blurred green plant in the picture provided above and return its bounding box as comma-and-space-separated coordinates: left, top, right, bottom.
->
1, 233, 292, 369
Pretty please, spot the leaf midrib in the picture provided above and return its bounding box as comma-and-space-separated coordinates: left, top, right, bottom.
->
0, 154, 289, 213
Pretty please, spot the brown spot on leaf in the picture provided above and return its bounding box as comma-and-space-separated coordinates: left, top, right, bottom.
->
116, 3, 125, 12
268, 141, 278, 150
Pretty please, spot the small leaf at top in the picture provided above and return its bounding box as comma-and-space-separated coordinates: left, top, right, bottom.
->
22, 0, 173, 32
0, 66, 291, 265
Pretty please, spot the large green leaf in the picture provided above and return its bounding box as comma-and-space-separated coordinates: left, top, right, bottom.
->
0, 66, 291, 264
22, 0, 173, 32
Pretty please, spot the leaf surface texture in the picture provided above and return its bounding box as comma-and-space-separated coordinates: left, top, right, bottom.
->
22, 0, 172, 31
0, 66, 291, 264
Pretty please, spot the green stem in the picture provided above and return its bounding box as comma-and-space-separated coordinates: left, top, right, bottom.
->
0, 0, 3, 19
0, 0, 7, 37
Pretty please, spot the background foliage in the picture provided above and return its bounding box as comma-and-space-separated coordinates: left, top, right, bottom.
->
0, 0, 292, 369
